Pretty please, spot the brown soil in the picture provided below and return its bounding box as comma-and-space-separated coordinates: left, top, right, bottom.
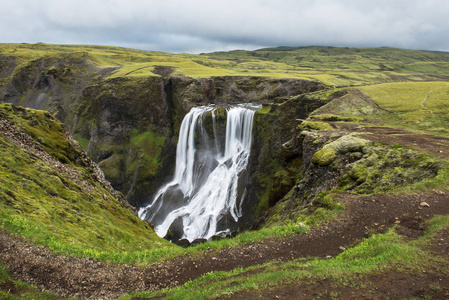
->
2, 190, 448, 299
358, 125, 449, 160
334, 122, 449, 160
233, 270, 449, 300
1, 126, 449, 299
230, 195, 449, 300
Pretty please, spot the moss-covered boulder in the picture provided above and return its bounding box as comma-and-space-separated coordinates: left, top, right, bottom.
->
341, 145, 440, 194
312, 135, 370, 166
298, 120, 334, 131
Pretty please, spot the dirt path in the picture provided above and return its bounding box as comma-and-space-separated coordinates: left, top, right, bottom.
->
1, 127, 449, 299
421, 86, 442, 115
1, 190, 449, 299
232, 216, 449, 300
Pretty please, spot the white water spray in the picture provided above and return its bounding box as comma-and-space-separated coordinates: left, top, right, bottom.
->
139, 104, 259, 242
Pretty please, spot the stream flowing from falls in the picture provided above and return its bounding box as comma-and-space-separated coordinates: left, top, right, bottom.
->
138, 104, 260, 243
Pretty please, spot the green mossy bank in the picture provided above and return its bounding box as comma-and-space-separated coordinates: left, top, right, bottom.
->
0, 103, 173, 256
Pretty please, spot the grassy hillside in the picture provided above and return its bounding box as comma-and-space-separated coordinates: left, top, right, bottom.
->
204, 46, 449, 85
1, 43, 449, 86
0, 103, 173, 258
359, 81, 449, 134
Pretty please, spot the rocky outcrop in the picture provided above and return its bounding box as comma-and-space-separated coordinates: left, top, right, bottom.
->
169, 76, 323, 106
0, 52, 110, 127
241, 93, 331, 228
252, 120, 441, 228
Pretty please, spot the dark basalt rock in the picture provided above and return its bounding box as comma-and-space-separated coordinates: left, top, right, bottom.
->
176, 238, 208, 247
190, 238, 208, 246
165, 216, 184, 243
175, 239, 191, 247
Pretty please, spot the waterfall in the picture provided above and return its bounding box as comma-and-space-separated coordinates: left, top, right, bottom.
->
138, 104, 259, 243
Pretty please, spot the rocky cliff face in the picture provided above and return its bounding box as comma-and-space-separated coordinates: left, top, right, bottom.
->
0, 53, 325, 208
243, 92, 333, 226
0, 53, 110, 126
74, 75, 324, 207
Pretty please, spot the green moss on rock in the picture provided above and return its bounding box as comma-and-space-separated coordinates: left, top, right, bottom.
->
0, 103, 82, 165
268, 170, 294, 206
256, 104, 272, 114
298, 120, 333, 131
130, 130, 165, 178
341, 145, 441, 194
310, 114, 362, 122
98, 153, 122, 182
312, 135, 370, 166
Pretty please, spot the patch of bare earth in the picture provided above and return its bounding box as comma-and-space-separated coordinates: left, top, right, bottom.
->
231, 225, 449, 300
357, 125, 449, 160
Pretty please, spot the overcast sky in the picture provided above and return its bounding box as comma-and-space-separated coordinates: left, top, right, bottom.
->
1, 0, 449, 53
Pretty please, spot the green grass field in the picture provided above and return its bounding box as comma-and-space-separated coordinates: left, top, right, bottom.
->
359, 82, 449, 134
2, 43, 449, 86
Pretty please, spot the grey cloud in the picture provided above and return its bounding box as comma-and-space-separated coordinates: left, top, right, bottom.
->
1, 0, 449, 53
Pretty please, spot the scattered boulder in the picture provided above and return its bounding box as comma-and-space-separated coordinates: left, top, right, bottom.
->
190, 238, 208, 246
312, 135, 370, 166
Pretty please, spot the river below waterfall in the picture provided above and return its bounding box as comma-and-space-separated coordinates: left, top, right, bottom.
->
138, 104, 260, 243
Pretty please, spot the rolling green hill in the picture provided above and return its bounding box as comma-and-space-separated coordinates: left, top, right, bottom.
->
204, 46, 449, 85
2, 43, 449, 86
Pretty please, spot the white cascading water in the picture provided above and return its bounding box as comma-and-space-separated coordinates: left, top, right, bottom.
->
138, 104, 259, 243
